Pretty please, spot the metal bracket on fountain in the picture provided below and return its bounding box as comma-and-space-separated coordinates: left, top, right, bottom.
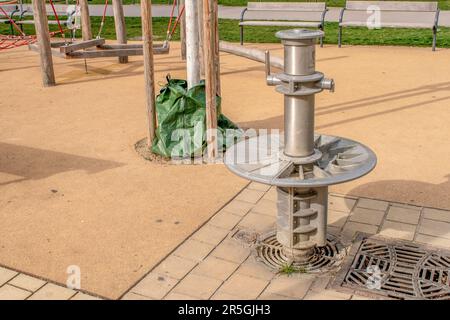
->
225, 29, 377, 265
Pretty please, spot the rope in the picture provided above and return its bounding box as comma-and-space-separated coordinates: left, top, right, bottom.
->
166, 0, 185, 41
96, 0, 108, 39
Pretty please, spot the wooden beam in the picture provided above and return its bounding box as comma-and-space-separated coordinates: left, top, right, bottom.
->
203, 0, 218, 160
79, 0, 92, 41
179, 0, 186, 60
32, 0, 55, 87
213, 0, 220, 95
59, 38, 105, 53
141, 0, 157, 147
29, 43, 67, 59
197, 0, 204, 76
112, 0, 128, 63
185, 0, 200, 88
66, 48, 143, 59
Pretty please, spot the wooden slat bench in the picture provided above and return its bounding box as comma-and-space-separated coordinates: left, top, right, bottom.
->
239, 2, 328, 47
338, 1, 440, 51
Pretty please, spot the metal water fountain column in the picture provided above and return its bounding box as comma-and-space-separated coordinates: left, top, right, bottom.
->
225, 29, 377, 265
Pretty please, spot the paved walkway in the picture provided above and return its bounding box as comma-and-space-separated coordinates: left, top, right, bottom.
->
25, 4, 450, 27
122, 183, 450, 300
1, 182, 449, 300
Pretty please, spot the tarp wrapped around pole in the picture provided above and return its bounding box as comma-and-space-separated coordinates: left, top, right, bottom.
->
152, 78, 241, 159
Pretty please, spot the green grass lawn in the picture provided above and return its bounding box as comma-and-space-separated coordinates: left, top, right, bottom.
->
15, 0, 450, 10
2, 16, 449, 48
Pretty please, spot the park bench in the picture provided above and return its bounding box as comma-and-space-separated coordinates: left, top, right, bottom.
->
239, 2, 328, 47
338, 1, 440, 51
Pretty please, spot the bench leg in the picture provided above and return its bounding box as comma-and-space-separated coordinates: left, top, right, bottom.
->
432, 27, 437, 51
338, 26, 342, 48
320, 26, 324, 47
240, 25, 244, 45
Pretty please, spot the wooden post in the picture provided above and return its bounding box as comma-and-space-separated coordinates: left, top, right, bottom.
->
79, 0, 92, 40
32, 0, 55, 87
197, 0, 204, 76
141, 0, 156, 146
213, 0, 220, 95
179, 0, 186, 60
185, 0, 200, 88
203, 0, 217, 160
112, 0, 128, 63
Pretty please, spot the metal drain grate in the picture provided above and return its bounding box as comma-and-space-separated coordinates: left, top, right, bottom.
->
333, 234, 450, 300
254, 231, 346, 273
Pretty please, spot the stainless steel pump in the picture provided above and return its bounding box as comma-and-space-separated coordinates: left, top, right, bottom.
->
225, 29, 376, 263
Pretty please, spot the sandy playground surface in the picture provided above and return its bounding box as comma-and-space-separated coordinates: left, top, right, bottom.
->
1, 41, 450, 298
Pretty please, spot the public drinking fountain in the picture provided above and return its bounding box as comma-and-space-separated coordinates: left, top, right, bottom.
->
225, 29, 377, 269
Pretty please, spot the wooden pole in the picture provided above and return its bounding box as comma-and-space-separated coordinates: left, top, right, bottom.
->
185, 0, 200, 88
32, 0, 55, 87
79, 0, 92, 40
213, 0, 220, 95
203, 0, 217, 160
112, 0, 128, 63
141, 0, 156, 146
197, 0, 204, 76
179, 0, 186, 60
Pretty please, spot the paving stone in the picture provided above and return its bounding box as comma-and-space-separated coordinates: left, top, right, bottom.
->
121, 292, 153, 300
153, 255, 198, 280
327, 225, 342, 236
191, 256, 239, 281
173, 239, 215, 262
309, 276, 332, 292
250, 199, 277, 217
342, 222, 378, 239
415, 234, 450, 249
211, 239, 250, 264
262, 187, 277, 202
379, 220, 416, 241
238, 212, 275, 233
423, 208, 450, 223
210, 291, 241, 300
304, 290, 351, 300
173, 274, 222, 300
222, 200, 254, 216
219, 274, 268, 299
235, 189, 265, 204
328, 210, 349, 228
264, 274, 315, 299
357, 198, 389, 212
28, 283, 76, 300
351, 294, 374, 300
258, 292, 296, 300
8, 274, 46, 292
386, 206, 421, 225
191, 225, 230, 246
164, 292, 197, 300
328, 195, 357, 213
0, 267, 18, 286
130, 273, 178, 299
235, 257, 276, 281
350, 207, 385, 226
418, 219, 450, 239
0, 284, 31, 300
247, 182, 271, 192
70, 292, 101, 300
208, 210, 242, 230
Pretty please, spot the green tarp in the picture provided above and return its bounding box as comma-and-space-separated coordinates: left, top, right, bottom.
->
152, 78, 241, 159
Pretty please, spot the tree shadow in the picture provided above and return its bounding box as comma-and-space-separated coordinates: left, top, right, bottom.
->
0, 142, 124, 186
237, 81, 450, 130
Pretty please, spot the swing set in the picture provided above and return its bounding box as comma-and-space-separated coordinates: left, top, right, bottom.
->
1, 0, 184, 57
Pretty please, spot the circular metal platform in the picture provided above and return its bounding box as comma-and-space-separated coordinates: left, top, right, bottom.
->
224, 133, 377, 188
